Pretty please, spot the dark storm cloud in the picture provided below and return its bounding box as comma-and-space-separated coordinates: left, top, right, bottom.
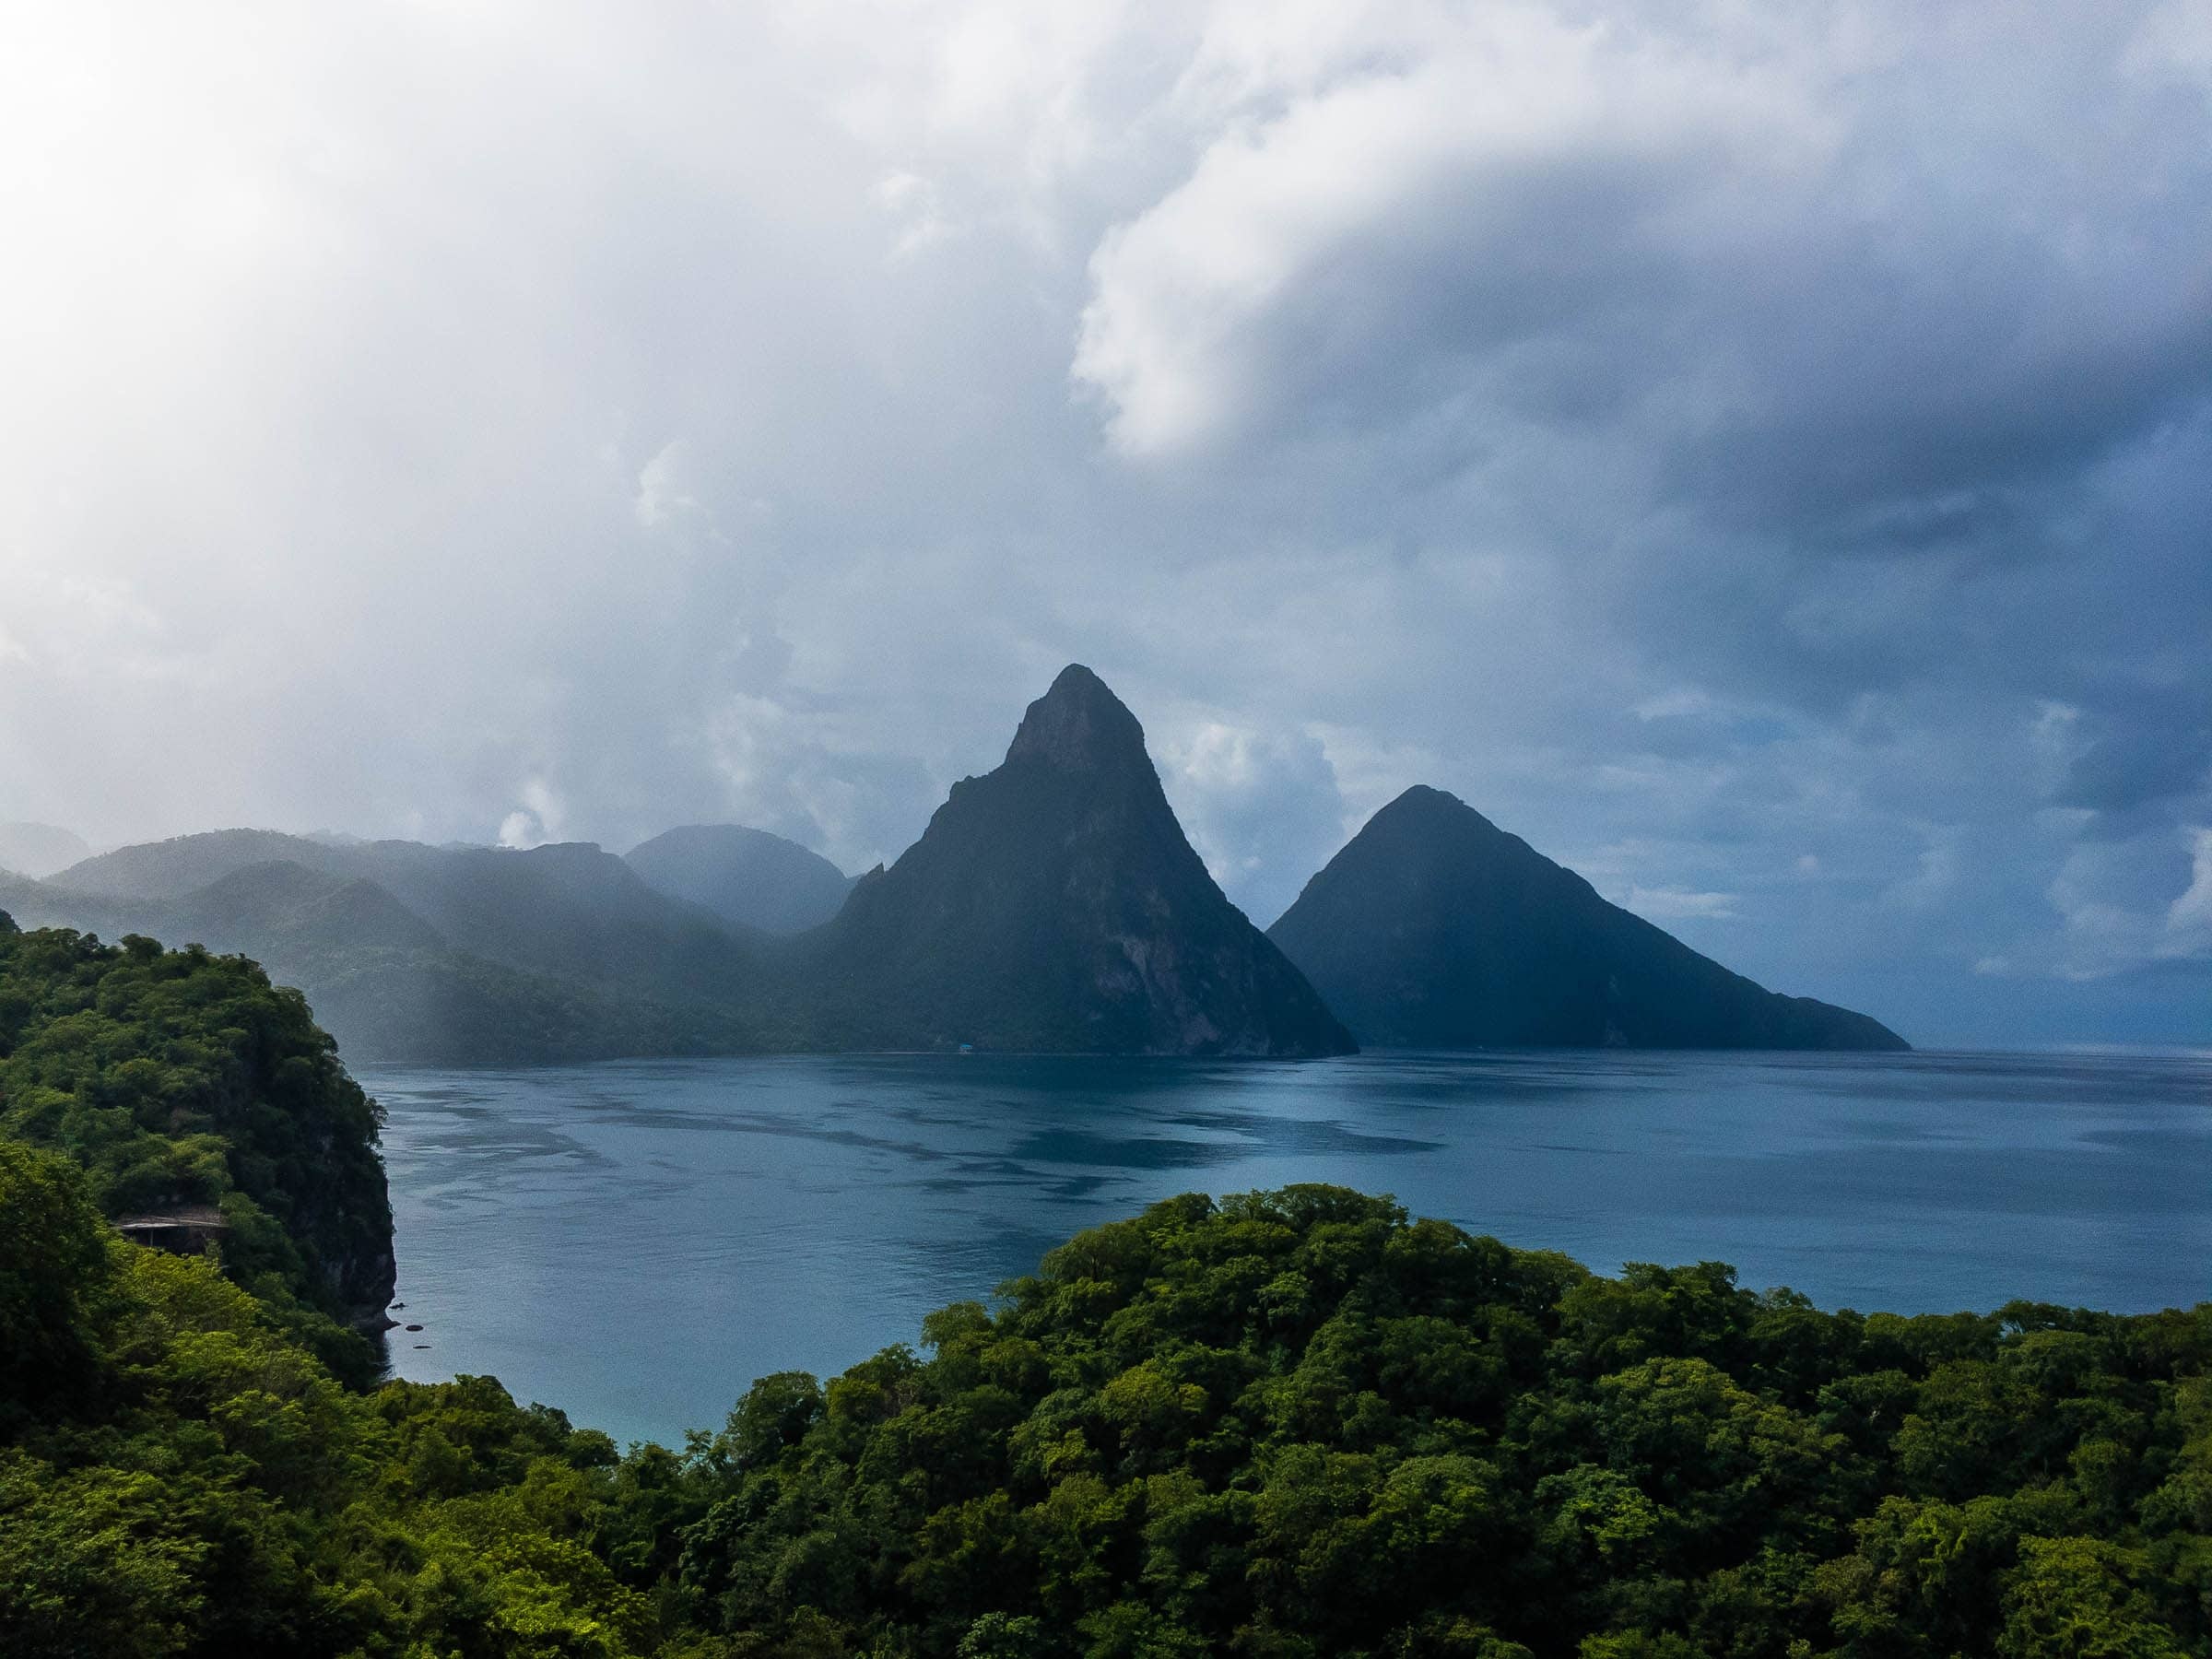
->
2056, 692, 2212, 817
2, 0, 2207, 1041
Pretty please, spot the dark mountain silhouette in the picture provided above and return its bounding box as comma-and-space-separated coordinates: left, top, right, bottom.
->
626, 824, 855, 934
793, 665, 1354, 1056
1268, 785, 1907, 1051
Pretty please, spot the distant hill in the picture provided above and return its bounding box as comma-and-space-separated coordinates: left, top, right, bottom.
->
794, 665, 1354, 1056
1268, 785, 1907, 1051
0, 820, 90, 877
49, 826, 335, 898
626, 823, 854, 934
53, 830, 764, 998
167, 859, 448, 958
33, 701, 1903, 1062
29, 835, 782, 1064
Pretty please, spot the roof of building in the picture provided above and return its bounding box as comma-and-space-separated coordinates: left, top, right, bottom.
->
114, 1205, 230, 1231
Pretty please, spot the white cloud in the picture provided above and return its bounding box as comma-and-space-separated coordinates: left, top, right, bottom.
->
1635, 688, 1717, 723
1626, 885, 1740, 921
0, 0, 2206, 1040
1885, 831, 1962, 914
633, 441, 700, 529
872, 171, 958, 259
2162, 826, 2212, 955
496, 780, 569, 851
1158, 719, 1346, 924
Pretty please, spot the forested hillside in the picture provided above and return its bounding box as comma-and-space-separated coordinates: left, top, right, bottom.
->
665, 1188, 2212, 1657
0, 915, 393, 1337
2, 912, 2206, 1655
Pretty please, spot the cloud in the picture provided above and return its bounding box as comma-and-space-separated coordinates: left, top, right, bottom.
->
633, 441, 701, 530
0, 0, 2208, 1041
1626, 886, 1740, 922
2053, 689, 2212, 815
2164, 827, 2212, 956
1075, 2, 2212, 547
1157, 720, 1347, 925
498, 780, 568, 851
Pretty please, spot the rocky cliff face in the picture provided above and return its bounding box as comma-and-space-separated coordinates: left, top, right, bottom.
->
1269, 785, 1908, 1052
798, 665, 1355, 1056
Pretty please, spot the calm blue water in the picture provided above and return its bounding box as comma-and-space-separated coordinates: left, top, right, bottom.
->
370, 1048, 2212, 1448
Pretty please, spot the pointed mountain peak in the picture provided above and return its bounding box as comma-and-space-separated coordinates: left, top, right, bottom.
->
1004, 664, 1149, 772
1379, 783, 1471, 820
1270, 791, 1908, 1053
812, 665, 1353, 1055
1371, 784, 1509, 841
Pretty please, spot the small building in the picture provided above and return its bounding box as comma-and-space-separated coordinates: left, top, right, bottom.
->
113, 1205, 231, 1255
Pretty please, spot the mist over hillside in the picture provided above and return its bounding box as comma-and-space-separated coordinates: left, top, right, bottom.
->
5, 669, 1911, 1060
625, 823, 855, 935
0, 822, 89, 879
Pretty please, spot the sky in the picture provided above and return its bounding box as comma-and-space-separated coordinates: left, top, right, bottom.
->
3, 0, 2209, 1047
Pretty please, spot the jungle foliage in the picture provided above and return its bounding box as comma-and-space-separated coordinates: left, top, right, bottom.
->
3, 913, 2208, 1655
0, 918, 393, 1360
662, 1187, 2212, 1658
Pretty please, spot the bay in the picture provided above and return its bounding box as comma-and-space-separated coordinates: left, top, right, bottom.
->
371, 1047, 2212, 1449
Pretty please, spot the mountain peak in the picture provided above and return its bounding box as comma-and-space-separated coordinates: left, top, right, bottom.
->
1004, 664, 1148, 772
1269, 790, 1907, 1052
809, 665, 1354, 1056
1377, 783, 1473, 822
1368, 784, 1514, 846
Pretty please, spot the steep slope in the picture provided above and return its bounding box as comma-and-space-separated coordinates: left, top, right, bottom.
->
796, 665, 1354, 1056
1268, 786, 1908, 1051
626, 823, 855, 934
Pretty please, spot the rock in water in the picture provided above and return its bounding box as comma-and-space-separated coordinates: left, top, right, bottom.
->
802, 665, 1355, 1056
1268, 785, 1908, 1051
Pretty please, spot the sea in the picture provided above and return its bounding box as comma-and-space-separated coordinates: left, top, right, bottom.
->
369, 1047, 2212, 1449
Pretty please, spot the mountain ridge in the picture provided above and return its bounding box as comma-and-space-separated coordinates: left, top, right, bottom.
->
1269, 784, 1907, 1051
792, 665, 1356, 1056
625, 823, 854, 935
14, 681, 1901, 1060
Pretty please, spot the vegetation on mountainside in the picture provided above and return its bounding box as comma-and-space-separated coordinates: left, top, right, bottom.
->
0, 1142, 654, 1658
3, 912, 2207, 1656
0, 916, 393, 1350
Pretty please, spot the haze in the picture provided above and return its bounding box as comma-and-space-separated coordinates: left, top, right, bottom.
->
5, 1, 2209, 1047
